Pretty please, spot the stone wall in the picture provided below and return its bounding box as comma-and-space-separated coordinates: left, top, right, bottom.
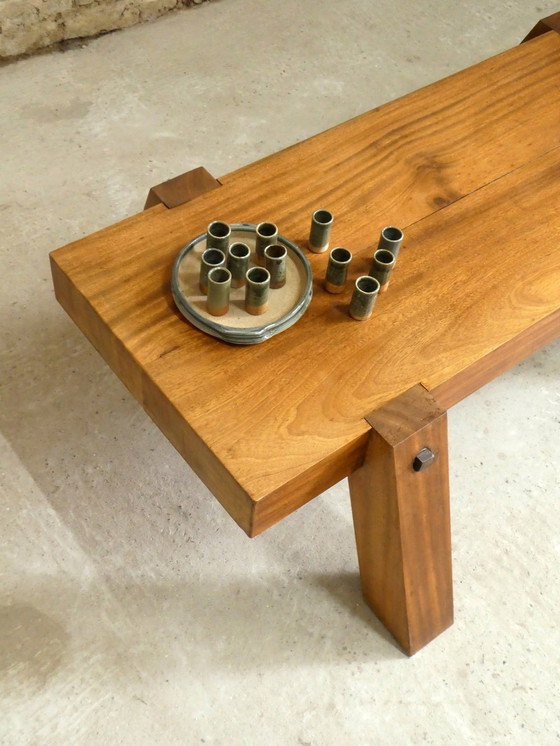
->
0, 0, 210, 59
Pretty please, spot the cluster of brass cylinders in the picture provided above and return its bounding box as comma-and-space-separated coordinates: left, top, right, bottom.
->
199, 221, 287, 317
199, 214, 404, 321
310, 208, 403, 320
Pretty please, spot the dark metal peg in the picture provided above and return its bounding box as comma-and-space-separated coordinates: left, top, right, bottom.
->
413, 447, 435, 472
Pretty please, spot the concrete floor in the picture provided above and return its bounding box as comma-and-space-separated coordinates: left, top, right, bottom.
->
1, 1, 560, 743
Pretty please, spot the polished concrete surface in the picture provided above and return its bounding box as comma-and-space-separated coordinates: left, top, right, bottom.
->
1, 1, 560, 743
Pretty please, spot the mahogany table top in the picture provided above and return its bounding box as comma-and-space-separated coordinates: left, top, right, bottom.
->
51, 32, 560, 536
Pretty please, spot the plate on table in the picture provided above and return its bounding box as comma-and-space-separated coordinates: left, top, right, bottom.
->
171, 223, 313, 345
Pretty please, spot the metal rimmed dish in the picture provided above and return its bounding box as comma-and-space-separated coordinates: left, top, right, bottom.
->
171, 223, 313, 345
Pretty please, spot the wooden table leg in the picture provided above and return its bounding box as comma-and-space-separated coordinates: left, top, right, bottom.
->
522, 12, 560, 43
348, 384, 453, 655
144, 166, 221, 209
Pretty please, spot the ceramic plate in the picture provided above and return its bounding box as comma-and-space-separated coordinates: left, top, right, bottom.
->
171, 223, 313, 345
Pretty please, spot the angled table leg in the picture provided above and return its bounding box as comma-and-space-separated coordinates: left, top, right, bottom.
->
144, 166, 221, 209
348, 384, 453, 655
522, 11, 560, 43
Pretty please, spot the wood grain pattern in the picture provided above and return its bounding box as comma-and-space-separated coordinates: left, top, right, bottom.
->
51, 249, 255, 532
144, 166, 221, 209
50, 33, 560, 536
432, 306, 560, 410
348, 385, 452, 655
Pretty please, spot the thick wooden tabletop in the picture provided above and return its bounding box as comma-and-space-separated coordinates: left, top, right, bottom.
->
51, 32, 560, 536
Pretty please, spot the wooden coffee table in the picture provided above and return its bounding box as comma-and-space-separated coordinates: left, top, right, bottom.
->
50, 17, 560, 655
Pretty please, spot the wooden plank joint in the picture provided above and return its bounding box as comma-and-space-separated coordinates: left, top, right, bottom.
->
144, 166, 222, 210
348, 384, 453, 655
